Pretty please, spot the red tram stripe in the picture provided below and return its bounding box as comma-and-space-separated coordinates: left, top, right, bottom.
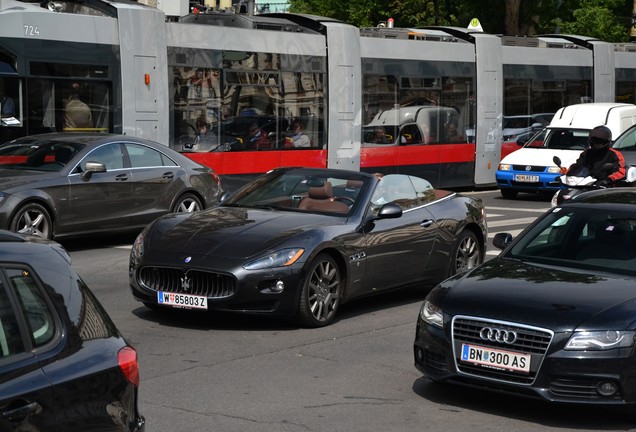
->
183, 143, 475, 175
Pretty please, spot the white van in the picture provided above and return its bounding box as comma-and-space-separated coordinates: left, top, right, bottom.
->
362, 105, 462, 146
496, 103, 636, 199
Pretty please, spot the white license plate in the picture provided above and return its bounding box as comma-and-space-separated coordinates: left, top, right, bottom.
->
514, 174, 539, 182
157, 291, 208, 310
460, 343, 530, 373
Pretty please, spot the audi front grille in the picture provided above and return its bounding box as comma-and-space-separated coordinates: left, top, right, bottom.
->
451, 316, 553, 385
138, 266, 237, 298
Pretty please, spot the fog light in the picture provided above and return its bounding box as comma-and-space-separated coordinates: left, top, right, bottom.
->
415, 347, 423, 361
272, 280, 284, 293
597, 381, 618, 397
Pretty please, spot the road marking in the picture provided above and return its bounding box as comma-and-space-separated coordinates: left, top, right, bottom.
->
487, 206, 549, 214
488, 217, 537, 228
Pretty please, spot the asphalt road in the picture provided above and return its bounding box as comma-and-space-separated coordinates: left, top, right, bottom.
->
62, 190, 636, 432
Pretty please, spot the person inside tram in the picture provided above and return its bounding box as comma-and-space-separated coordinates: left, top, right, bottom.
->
64, 83, 93, 130
0, 81, 15, 118
287, 119, 310, 148
567, 125, 626, 187
369, 127, 389, 144
445, 121, 464, 143
192, 115, 217, 152
246, 121, 270, 150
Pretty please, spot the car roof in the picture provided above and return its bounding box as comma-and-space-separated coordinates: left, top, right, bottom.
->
0, 229, 71, 263
8, 132, 162, 147
563, 188, 636, 207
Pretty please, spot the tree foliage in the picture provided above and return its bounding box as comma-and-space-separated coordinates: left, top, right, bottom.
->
286, 0, 633, 43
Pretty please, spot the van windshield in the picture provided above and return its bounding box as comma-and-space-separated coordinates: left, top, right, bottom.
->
363, 126, 400, 145
522, 128, 589, 151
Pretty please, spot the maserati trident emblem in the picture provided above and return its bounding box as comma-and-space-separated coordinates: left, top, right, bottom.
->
180, 274, 192, 292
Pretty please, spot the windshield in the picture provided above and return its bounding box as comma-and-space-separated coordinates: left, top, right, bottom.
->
523, 128, 589, 150
223, 169, 371, 216
612, 125, 636, 152
504, 206, 636, 276
0, 139, 85, 171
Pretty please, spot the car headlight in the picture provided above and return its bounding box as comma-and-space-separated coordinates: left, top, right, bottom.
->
130, 232, 144, 261
565, 330, 636, 350
419, 300, 443, 329
498, 164, 511, 171
243, 248, 304, 270
547, 166, 560, 173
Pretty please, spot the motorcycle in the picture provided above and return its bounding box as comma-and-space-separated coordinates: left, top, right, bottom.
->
551, 156, 636, 207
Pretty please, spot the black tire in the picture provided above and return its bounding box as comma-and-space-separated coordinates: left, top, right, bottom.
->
297, 254, 342, 327
500, 189, 518, 199
172, 193, 203, 213
9, 203, 53, 240
450, 230, 482, 276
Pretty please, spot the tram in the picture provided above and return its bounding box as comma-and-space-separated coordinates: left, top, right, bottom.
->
0, 0, 634, 190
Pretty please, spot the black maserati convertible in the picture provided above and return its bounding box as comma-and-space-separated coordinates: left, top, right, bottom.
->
129, 167, 486, 327
414, 188, 636, 408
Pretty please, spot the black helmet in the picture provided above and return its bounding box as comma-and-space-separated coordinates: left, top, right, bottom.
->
589, 125, 612, 149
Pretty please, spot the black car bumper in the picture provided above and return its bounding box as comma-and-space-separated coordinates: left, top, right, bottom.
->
129, 257, 305, 317
414, 319, 636, 405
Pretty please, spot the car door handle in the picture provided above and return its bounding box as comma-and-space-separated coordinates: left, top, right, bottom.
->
162, 172, 175, 179
115, 174, 129, 181
3, 401, 40, 421
421, 220, 433, 228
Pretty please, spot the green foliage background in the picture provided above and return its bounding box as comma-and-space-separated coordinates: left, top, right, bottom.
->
287, 0, 634, 43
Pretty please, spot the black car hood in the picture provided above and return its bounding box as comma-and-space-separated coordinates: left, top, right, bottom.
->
438, 259, 636, 331
0, 168, 59, 191
147, 206, 348, 259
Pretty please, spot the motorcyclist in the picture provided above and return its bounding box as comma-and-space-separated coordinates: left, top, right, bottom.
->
567, 125, 626, 187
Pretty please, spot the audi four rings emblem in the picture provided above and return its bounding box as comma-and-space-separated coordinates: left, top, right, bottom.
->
480, 327, 518, 344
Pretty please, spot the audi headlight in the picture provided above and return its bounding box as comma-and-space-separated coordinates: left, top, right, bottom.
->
565, 330, 636, 350
419, 300, 443, 329
243, 248, 304, 270
498, 164, 511, 171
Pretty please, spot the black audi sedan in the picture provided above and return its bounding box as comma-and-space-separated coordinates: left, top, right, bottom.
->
0, 133, 222, 239
130, 167, 486, 327
0, 230, 144, 431
414, 188, 636, 408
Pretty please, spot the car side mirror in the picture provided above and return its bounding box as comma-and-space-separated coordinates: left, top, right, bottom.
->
81, 161, 106, 180
492, 232, 513, 250
377, 203, 402, 219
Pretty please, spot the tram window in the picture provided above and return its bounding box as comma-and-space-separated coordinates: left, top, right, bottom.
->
0, 77, 20, 126
169, 51, 326, 151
